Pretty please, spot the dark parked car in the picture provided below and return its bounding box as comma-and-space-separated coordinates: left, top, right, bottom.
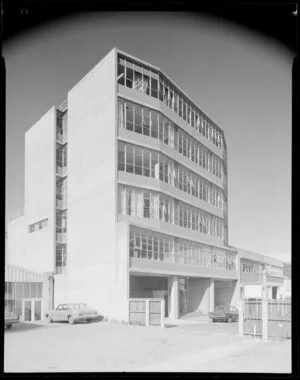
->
208, 305, 239, 323
5, 309, 19, 329
45, 303, 101, 324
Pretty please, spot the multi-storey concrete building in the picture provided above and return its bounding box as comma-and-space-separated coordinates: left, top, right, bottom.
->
6, 47, 247, 321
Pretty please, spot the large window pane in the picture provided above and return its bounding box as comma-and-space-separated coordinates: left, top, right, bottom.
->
143, 192, 150, 218
117, 60, 125, 85
143, 108, 150, 136
143, 73, 150, 95
151, 111, 158, 139
126, 103, 133, 131
118, 142, 125, 171
159, 77, 164, 102
16, 282, 23, 298
134, 105, 142, 134
143, 150, 150, 177
24, 283, 30, 298
133, 69, 143, 91
151, 72, 158, 98
134, 147, 143, 175
37, 283, 43, 298
126, 145, 134, 173
151, 152, 159, 179
126, 61, 133, 88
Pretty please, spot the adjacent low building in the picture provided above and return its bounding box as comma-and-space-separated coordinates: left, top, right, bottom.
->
4, 264, 54, 321
237, 248, 284, 300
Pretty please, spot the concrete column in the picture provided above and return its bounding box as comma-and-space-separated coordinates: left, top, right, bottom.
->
209, 278, 215, 312
238, 286, 244, 336
262, 268, 268, 341
168, 276, 179, 319
231, 280, 239, 307
160, 299, 165, 328
145, 299, 149, 326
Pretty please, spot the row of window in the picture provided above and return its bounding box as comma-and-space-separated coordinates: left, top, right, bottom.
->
56, 144, 68, 167
28, 218, 48, 233
117, 55, 224, 151
118, 142, 226, 211
56, 210, 67, 233
56, 110, 68, 138
5, 282, 43, 299
120, 185, 226, 240
267, 267, 283, 278
56, 244, 67, 268
56, 178, 67, 201
118, 99, 225, 181
129, 227, 236, 271
242, 263, 261, 275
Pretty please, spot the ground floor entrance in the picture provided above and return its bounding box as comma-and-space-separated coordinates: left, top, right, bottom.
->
129, 275, 169, 317
129, 274, 238, 319
23, 299, 42, 322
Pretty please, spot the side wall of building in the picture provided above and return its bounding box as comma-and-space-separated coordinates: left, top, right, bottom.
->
66, 48, 126, 319
6, 216, 26, 267
23, 107, 56, 273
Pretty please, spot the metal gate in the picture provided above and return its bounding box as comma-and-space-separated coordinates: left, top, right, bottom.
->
268, 299, 291, 339
128, 298, 165, 327
243, 299, 291, 339
244, 299, 262, 337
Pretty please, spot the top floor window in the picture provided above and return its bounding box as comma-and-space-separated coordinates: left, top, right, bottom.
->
117, 54, 225, 152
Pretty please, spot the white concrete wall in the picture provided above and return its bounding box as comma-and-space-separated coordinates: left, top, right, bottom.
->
6, 216, 26, 267
23, 107, 56, 273
244, 284, 262, 298
66, 48, 126, 319
214, 280, 236, 306
188, 277, 211, 314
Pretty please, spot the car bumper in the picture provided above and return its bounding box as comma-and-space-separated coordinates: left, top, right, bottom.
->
5, 319, 19, 325
73, 314, 100, 321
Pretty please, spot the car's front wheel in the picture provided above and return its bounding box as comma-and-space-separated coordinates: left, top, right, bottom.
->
227, 316, 233, 323
47, 315, 53, 323
68, 315, 75, 324
6, 324, 12, 329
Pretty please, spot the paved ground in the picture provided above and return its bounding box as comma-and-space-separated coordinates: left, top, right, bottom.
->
4, 319, 291, 373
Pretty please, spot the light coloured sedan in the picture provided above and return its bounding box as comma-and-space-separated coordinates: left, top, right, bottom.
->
5, 309, 19, 329
46, 303, 100, 324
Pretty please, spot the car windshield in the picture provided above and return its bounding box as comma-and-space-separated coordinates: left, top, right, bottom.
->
215, 306, 225, 311
68, 303, 88, 310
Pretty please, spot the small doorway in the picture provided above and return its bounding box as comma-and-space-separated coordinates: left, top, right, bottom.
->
272, 287, 278, 300
24, 300, 32, 321
22, 299, 42, 321
34, 300, 42, 320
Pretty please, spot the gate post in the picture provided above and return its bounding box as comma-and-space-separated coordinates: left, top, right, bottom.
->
160, 299, 165, 328
145, 299, 150, 326
239, 297, 244, 336
262, 267, 269, 341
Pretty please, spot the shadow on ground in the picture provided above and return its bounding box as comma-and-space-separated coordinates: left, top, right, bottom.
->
5, 322, 46, 333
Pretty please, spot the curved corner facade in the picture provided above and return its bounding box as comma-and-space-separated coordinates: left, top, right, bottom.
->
114, 49, 238, 319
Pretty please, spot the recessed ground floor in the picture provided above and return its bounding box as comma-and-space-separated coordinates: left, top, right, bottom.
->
129, 273, 238, 318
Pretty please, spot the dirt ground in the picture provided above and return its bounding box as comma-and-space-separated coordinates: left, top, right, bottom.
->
4, 319, 291, 373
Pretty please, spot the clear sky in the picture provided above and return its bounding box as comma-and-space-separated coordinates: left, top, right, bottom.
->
4, 12, 292, 262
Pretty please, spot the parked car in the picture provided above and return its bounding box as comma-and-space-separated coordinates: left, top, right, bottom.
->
5, 309, 19, 329
208, 305, 239, 323
45, 303, 101, 324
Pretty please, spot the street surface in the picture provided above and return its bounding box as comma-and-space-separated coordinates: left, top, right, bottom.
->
4, 319, 291, 373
